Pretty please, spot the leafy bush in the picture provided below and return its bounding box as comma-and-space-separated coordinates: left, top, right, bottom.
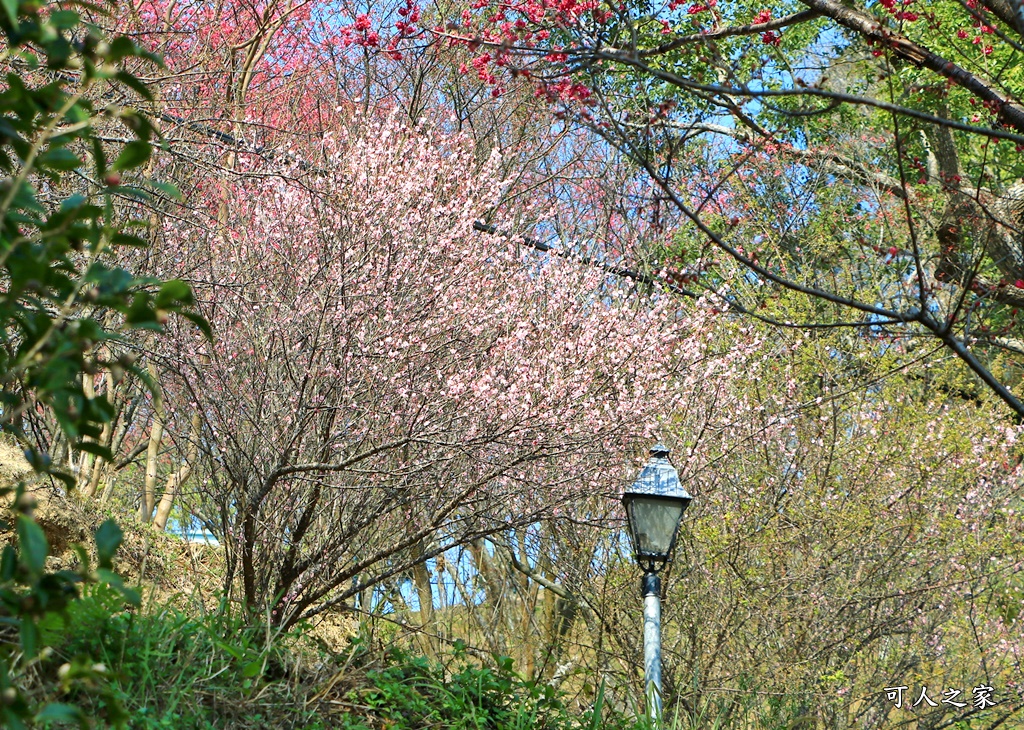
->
0, 518, 138, 728
33, 603, 645, 730
38, 596, 316, 729
0, 0, 205, 465
1, 0, 207, 725
332, 646, 628, 730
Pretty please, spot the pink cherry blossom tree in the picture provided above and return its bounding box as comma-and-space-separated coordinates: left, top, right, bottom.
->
152, 111, 750, 626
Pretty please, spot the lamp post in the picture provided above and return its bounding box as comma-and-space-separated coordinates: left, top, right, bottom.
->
622, 444, 692, 726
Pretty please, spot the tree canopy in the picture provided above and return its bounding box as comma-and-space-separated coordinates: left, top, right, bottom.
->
420, 0, 1024, 420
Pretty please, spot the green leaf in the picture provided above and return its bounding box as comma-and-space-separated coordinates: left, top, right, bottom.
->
47, 470, 76, 490
214, 640, 244, 660
1, 0, 18, 28
1, 545, 16, 580
9, 180, 44, 213
35, 703, 87, 727
117, 584, 141, 607
94, 519, 122, 567
103, 184, 150, 201
110, 140, 150, 171
95, 567, 122, 587
38, 147, 82, 171
45, 37, 73, 69
106, 37, 139, 62
91, 137, 107, 176
148, 180, 182, 201
155, 279, 193, 308
20, 617, 39, 659
59, 193, 88, 212
114, 70, 153, 101
74, 440, 112, 461
116, 111, 156, 142
242, 660, 262, 678
17, 516, 48, 579
93, 568, 137, 609
125, 293, 158, 329
110, 232, 150, 248
587, 679, 605, 730
179, 311, 213, 340
48, 10, 80, 29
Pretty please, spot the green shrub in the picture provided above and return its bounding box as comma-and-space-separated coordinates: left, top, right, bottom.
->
40, 597, 319, 729
334, 646, 630, 730
0, 518, 138, 728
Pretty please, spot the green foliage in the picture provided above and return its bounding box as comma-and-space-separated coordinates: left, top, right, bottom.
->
334, 647, 630, 730
0, 0, 209, 726
0, 518, 138, 729
0, 0, 208, 477
19, 600, 644, 730
37, 597, 318, 729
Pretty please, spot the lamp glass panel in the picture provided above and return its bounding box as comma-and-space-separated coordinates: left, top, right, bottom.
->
627, 496, 685, 558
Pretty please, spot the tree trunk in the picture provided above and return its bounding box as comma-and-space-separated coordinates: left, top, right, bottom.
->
411, 539, 439, 658
153, 412, 202, 530
81, 373, 115, 498
141, 363, 165, 522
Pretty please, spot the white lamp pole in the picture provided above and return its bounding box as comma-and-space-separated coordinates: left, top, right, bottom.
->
642, 571, 663, 721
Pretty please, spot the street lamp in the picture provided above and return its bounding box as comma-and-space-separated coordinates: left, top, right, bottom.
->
622, 444, 692, 725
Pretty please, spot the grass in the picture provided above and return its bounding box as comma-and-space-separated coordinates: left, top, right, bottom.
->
25, 584, 649, 729
34, 585, 318, 729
